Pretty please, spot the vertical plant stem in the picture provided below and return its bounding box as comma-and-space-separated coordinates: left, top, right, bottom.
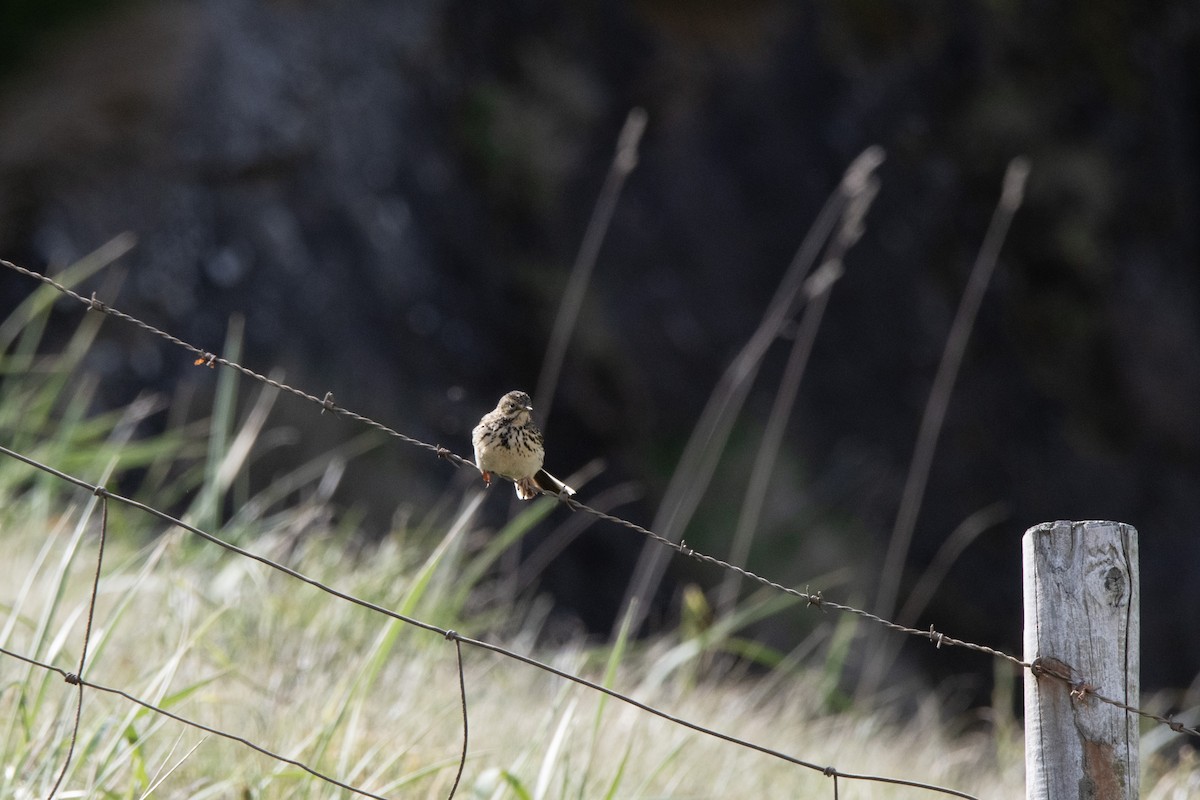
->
534, 108, 647, 429
619, 147, 885, 638
861, 157, 1029, 695
717, 167, 880, 616
715, 268, 838, 617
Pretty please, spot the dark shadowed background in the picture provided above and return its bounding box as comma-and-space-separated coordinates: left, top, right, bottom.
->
1, 0, 1198, 703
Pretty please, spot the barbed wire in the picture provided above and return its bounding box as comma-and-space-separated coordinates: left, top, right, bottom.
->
0, 442, 983, 800
3, 254, 1197, 745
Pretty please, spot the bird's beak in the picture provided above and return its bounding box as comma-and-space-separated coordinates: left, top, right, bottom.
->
522, 405, 533, 412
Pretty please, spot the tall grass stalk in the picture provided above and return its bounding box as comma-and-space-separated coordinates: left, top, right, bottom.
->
532, 108, 647, 431
713, 263, 842, 617
618, 146, 886, 638
862, 158, 1030, 698
716, 164, 883, 617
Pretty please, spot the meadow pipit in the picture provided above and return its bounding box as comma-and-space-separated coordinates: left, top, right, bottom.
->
472, 390, 575, 500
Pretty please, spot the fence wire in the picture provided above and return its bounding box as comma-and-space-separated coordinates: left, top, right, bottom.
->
0, 443, 980, 800
2, 255, 1197, 799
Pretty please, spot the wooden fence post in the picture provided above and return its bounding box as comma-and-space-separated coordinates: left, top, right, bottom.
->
1023, 520, 1139, 799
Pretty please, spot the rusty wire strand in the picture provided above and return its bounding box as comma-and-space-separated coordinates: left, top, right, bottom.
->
0, 444, 983, 799
3, 254, 1197, 744
46, 491, 109, 798
447, 634, 468, 800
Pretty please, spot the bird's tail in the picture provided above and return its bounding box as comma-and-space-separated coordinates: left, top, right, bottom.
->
533, 468, 576, 497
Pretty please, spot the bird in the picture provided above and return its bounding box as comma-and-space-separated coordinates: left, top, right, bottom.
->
471, 390, 575, 500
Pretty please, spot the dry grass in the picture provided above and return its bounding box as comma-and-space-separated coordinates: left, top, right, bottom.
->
1, 494, 1031, 800
4, 469, 1199, 798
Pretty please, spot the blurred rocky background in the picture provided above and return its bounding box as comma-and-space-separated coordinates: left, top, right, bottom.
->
1, 0, 1198, 700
